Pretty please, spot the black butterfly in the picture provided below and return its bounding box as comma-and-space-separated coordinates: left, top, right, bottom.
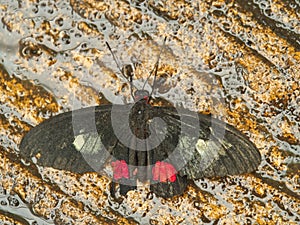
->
19, 39, 261, 198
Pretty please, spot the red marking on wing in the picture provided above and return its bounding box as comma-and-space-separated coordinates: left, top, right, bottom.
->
152, 161, 177, 182
111, 160, 129, 180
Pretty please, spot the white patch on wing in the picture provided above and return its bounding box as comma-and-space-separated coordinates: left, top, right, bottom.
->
195, 138, 226, 159
73, 135, 85, 151
195, 139, 209, 156
73, 133, 104, 154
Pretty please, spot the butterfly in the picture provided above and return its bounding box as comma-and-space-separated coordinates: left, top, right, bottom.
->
19, 39, 261, 198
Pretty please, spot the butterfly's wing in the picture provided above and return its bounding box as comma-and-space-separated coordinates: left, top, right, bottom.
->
150, 174, 188, 198
19, 105, 116, 174
186, 114, 261, 179
144, 106, 194, 197
182, 115, 261, 179
158, 108, 261, 179
146, 106, 261, 197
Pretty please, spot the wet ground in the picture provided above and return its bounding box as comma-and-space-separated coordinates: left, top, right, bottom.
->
0, 0, 299, 224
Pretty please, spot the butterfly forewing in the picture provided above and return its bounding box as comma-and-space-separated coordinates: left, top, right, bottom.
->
169, 113, 261, 179
20, 105, 114, 174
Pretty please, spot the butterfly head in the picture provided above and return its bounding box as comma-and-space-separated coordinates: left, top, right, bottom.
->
133, 90, 150, 103
106, 38, 167, 105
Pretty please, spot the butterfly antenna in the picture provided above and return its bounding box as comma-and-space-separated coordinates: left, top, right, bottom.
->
106, 42, 135, 99
142, 37, 167, 98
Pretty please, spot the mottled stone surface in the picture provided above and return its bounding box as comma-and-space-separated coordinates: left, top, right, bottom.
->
0, 0, 299, 224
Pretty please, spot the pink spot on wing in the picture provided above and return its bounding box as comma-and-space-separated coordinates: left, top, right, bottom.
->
111, 160, 129, 180
152, 161, 177, 183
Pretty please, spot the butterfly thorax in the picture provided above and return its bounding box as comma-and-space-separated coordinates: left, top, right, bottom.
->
129, 98, 153, 139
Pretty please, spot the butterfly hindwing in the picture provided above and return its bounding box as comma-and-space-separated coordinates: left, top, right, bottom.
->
150, 174, 188, 198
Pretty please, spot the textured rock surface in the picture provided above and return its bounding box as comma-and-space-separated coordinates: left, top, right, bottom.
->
0, 0, 299, 224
